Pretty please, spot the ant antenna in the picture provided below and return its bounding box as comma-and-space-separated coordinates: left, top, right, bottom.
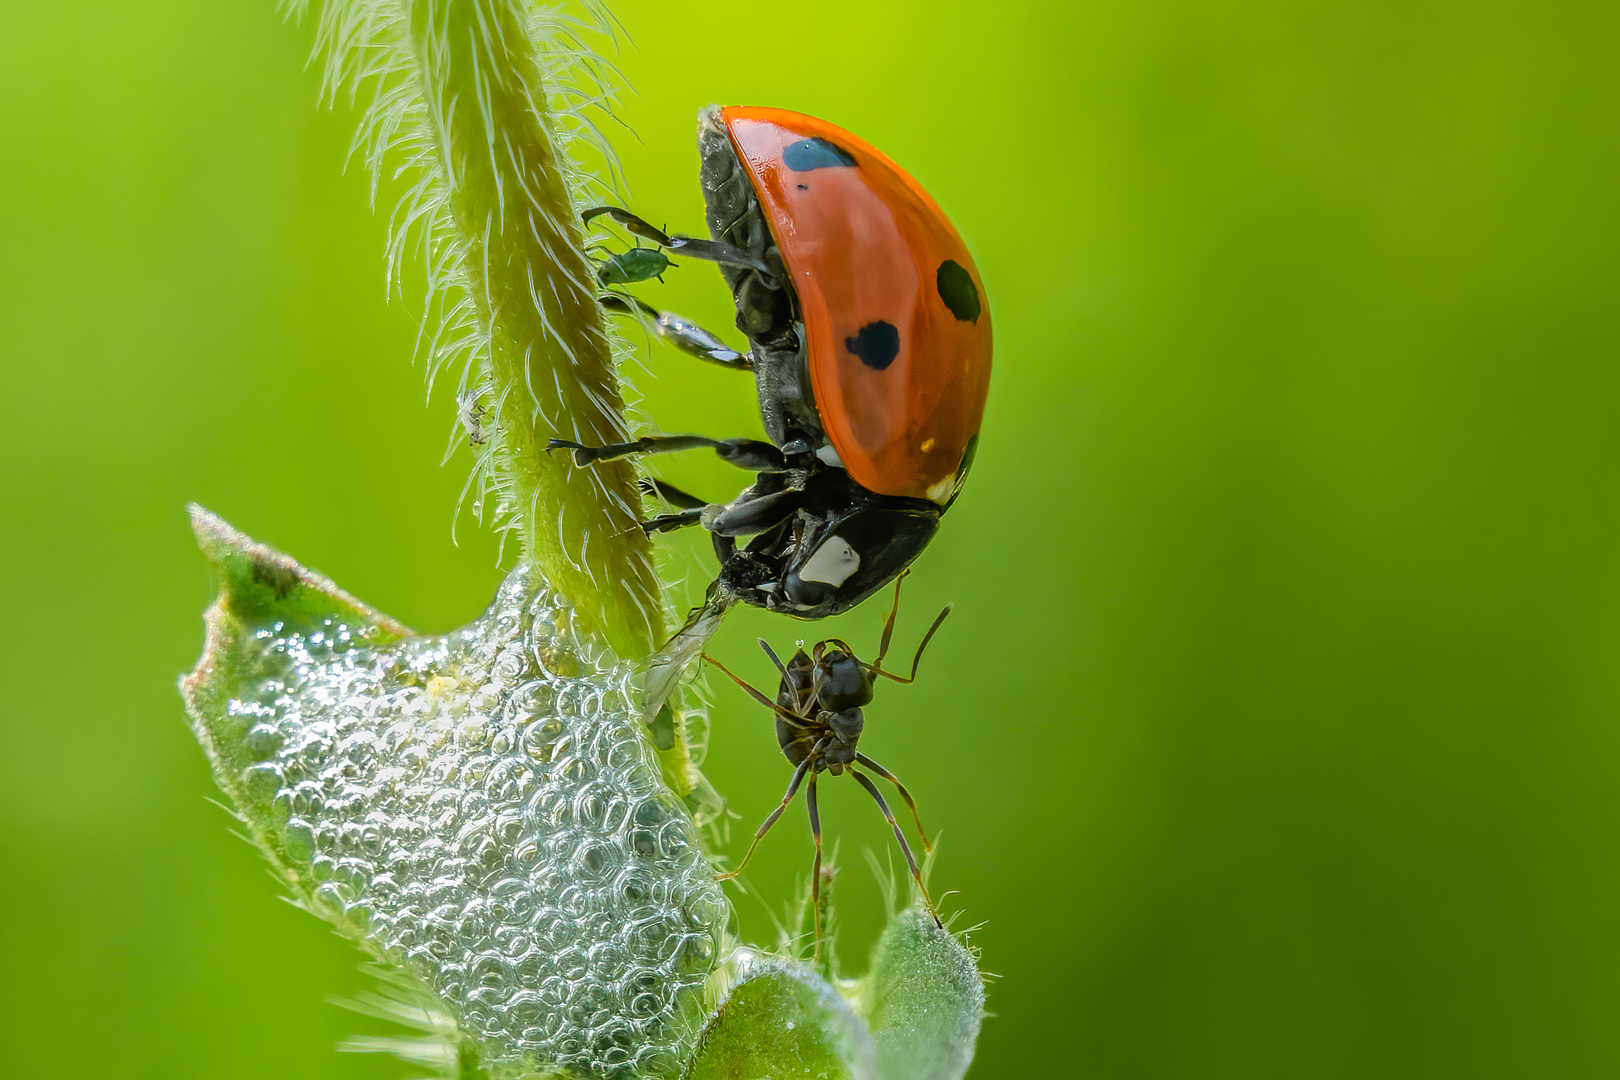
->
867, 570, 952, 684
871, 570, 910, 670
756, 638, 789, 675
870, 604, 952, 685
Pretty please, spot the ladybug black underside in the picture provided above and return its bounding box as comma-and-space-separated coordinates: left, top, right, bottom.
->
696, 115, 815, 451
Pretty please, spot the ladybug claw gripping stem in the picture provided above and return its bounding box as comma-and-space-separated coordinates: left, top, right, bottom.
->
582, 205, 673, 246
544, 438, 596, 466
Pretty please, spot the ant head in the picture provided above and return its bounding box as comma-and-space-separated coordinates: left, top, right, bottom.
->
813, 640, 874, 712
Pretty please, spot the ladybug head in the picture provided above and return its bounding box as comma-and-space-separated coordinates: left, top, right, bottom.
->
773, 502, 940, 619
708, 470, 942, 620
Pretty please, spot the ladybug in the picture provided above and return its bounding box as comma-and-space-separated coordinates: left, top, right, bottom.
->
704, 572, 951, 952
552, 105, 992, 619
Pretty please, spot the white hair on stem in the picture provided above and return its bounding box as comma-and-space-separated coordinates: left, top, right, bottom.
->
283, 0, 671, 659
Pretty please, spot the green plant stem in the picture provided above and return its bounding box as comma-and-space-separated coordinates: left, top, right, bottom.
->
408, 0, 663, 658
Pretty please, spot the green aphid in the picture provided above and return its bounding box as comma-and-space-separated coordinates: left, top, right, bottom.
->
596, 246, 675, 285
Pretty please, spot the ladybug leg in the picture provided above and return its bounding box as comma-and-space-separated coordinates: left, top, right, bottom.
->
664, 236, 779, 287
583, 205, 670, 242
643, 483, 805, 538
708, 487, 805, 538
546, 435, 783, 471
638, 478, 718, 535
599, 294, 752, 372
641, 507, 708, 535
583, 206, 779, 285
849, 768, 942, 929
547, 434, 714, 465
639, 477, 707, 510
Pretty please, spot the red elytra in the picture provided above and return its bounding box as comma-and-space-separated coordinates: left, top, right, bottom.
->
715, 106, 993, 505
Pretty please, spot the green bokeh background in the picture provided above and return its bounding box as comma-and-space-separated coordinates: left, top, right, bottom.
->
3, 1, 1617, 1076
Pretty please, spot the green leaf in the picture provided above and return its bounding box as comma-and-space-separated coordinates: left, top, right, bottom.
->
856, 906, 985, 1080
687, 953, 877, 1080
180, 506, 726, 1077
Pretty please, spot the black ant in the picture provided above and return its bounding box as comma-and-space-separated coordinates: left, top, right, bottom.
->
704, 572, 950, 954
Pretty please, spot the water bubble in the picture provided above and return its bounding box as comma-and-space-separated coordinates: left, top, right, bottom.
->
314, 880, 353, 910
521, 717, 566, 764
573, 841, 618, 882
245, 723, 285, 757
282, 822, 314, 864
241, 762, 283, 799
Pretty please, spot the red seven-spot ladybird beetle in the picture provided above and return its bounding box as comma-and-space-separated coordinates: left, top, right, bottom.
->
551, 106, 992, 620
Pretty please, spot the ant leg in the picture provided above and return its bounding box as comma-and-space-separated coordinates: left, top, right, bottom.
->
807, 769, 826, 961
872, 605, 954, 685
715, 757, 812, 882
600, 294, 751, 372
854, 753, 931, 852
703, 654, 812, 732
547, 434, 784, 472
703, 654, 779, 711
850, 769, 941, 928
583, 206, 778, 285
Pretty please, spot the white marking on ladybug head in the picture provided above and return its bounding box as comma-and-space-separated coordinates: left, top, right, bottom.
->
799, 535, 860, 587
816, 443, 844, 468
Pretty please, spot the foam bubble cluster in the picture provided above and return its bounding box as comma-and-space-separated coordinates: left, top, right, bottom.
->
228, 566, 725, 1076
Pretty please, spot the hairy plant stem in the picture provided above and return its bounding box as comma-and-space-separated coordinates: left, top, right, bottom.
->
409, 0, 662, 659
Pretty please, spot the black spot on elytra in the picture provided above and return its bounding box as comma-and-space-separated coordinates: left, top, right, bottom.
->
845, 321, 900, 369
936, 259, 981, 323
796, 183, 809, 191
783, 137, 856, 171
